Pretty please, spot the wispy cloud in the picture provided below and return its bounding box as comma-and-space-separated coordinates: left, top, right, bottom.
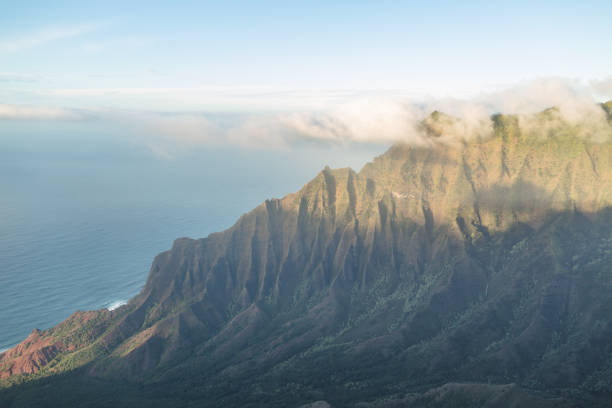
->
0, 72, 38, 83
0, 22, 105, 53
0, 104, 82, 120
590, 76, 612, 98
40, 86, 416, 112
80, 36, 150, 55
224, 99, 428, 148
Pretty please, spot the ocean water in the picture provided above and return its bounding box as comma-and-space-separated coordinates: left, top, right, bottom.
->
0, 130, 383, 352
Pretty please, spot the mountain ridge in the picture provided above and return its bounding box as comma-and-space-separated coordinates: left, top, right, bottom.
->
2, 104, 612, 407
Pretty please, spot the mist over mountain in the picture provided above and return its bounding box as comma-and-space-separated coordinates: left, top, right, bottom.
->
2, 102, 612, 407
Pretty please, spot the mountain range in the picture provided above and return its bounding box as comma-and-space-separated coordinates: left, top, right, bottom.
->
2, 102, 612, 407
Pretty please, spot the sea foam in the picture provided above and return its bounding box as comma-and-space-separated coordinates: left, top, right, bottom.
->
106, 300, 127, 311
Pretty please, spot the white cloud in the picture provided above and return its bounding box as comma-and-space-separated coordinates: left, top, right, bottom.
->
89, 109, 225, 158
590, 76, 612, 99
474, 78, 611, 142
119, 112, 219, 145
269, 79, 612, 146
475, 78, 596, 117
0, 22, 104, 53
0, 104, 81, 120
276, 99, 427, 145
0, 73, 38, 83
146, 144, 175, 160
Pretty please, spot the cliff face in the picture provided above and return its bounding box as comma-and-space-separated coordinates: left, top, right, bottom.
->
2, 106, 612, 407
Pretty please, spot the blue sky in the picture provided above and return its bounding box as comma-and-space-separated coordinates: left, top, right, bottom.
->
2, 1, 611, 112
1, 1, 612, 156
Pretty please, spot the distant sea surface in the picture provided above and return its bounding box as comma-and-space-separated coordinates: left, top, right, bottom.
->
0, 130, 382, 352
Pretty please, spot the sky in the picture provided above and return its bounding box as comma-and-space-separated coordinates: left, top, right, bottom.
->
1, 1, 612, 153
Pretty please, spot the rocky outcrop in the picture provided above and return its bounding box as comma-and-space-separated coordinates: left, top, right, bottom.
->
0, 310, 110, 379
0, 329, 65, 378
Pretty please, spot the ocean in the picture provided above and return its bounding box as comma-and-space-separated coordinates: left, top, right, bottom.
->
0, 129, 382, 352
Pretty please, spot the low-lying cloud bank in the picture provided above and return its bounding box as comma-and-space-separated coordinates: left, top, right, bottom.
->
185, 77, 612, 149
1, 77, 611, 157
